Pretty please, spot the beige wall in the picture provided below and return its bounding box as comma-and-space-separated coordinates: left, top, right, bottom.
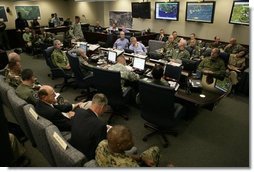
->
1, 0, 249, 45
101, 0, 249, 45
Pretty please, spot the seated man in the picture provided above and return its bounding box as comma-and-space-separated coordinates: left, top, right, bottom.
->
95, 125, 160, 167
151, 65, 169, 87
94, 21, 103, 33
224, 37, 245, 55
198, 48, 226, 80
22, 27, 32, 48
129, 37, 147, 55
70, 93, 109, 160
35, 85, 81, 131
210, 35, 224, 49
5, 53, 22, 88
172, 31, 181, 44
51, 40, 71, 70
15, 69, 40, 105
113, 31, 129, 50
227, 50, 246, 92
108, 54, 139, 92
156, 29, 167, 42
169, 39, 190, 61
163, 35, 177, 58
186, 39, 201, 60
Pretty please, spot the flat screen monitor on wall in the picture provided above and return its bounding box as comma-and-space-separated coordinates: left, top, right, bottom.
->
155, 2, 179, 21
131, 2, 151, 19
185, 1, 216, 23
229, 1, 249, 25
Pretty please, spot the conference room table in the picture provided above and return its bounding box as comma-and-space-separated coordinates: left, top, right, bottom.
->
81, 47, 229, 112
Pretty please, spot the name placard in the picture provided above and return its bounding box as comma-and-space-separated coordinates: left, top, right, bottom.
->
29, 107, 38, 120
53, 132, 68, 150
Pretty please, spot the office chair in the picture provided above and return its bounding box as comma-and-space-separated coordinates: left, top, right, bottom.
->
92, 67, 132, 123
45, 125, 87, 167
67, 51, 94, 101
23, 104, 56, 166
138, 80, 185, 147
164, 64, 182, 82
43, 46, 75, 92
0, 50, 8, 75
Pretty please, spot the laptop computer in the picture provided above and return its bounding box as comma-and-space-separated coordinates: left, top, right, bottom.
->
132, 57, 146, 74
108, 51, 117, 63
214, 78, 231, 93
164, 64, 182, 82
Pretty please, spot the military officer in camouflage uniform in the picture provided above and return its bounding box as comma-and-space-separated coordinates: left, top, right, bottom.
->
169, 39, 190, 61
16, 69, 39, 105
108, 54, 139, 92
51, 40, 71, 70
198, 48, 226, 79
5, 54, 22, 88
95, 125, 160, 167
172, 31, 181, 44
186, 39, 201, 60
224, 37, 245, 55
163, 35, 177, 58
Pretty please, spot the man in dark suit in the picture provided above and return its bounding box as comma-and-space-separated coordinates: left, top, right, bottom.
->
70, 93, 109, 160
35, 85, 81, 131
155, 29, 167, 42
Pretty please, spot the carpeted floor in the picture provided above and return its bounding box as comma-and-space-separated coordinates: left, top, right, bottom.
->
6, 52, 249, 167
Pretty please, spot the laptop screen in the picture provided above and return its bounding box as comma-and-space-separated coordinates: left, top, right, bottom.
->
214, 78, 231, 93
108, 51, 117, 63
133, 57, 145, 70
79, 43, 87, 53
164, 64, 182, 81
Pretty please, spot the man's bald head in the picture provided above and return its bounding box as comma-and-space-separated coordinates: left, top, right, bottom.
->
8, 52, 21, 62
116, 54, 126, 65
119, 31, 125, 39
38, 85, 57, 104
229, 37, 237, 45
107, 125, 134, 153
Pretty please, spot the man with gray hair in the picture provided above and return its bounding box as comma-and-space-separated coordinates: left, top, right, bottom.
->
169, 38, 190, 61
71, 93, 110, 160
51, 40, 71, 70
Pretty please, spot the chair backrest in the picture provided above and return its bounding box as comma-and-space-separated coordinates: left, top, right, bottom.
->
7, 89, 36, 146
92, 67, 123, 106
139, 80, 176, 127
0, 75, 15, 108
23, 104, 56, 166
43, 46, 55, 68
164, 64, 182, 82
45, 125, 87, 167
148, 40, 165, 53
67, 51, 84, 82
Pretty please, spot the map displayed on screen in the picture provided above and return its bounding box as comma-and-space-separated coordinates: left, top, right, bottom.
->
155, 2, 179, 21
186, 2, 215, 23
229, 2, 249, 25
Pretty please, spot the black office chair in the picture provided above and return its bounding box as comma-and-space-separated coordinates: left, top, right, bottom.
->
139, 80, 185, 148
164, 64, 182, 82
43, 46, 75, 92
0, 50, 8, 75
92, 67, 131, 123
67, 51, 93, 101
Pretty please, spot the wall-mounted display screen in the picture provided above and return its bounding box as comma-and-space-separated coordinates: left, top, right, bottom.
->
229, 1, 249, 25
185, 2, 216, 23
155, 2, 179, 21
131, 2, 151, 19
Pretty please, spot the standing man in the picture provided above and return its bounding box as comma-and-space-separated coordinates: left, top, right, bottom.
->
0, 20, 10, 50
113, 31, 129, 50
70, 93, 109, 160
69, 16, 84, 42
15, 12, 28, 32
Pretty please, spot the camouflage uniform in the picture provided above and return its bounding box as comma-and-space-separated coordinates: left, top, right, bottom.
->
224, 44, 245, 55
51, 49, 70, 69
16, 83, 38, 105
227, 54, 246, 85
173, 37, 181, 45
108, 63, 139, 92
95, 140, 160, 167
163, 42, 177, 58
169, 48, 190, 61
198, 57, 226, 78
5, 69, 22, 88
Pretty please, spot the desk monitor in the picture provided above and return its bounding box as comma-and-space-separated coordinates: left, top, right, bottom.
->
133, 57, 146, 71
79, 42, 87, 53
164, 64, 182, 81
182, 59, 198, 72
108, 51, 117, 63
124, 48, 134, 54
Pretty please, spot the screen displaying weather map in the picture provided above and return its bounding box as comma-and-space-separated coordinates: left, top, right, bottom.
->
155, 2, 179, 21
186, 2, 215, 23
229, 2, 249, 25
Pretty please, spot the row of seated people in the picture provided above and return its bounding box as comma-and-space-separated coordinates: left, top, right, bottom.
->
3, 51, 162, 167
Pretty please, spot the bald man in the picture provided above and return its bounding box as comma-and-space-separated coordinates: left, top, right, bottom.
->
35, 85, 82, 131
224, 37, 245, 55
113, 31, 129, 50
95, 125, 160, 167
169, 39, 190, 61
